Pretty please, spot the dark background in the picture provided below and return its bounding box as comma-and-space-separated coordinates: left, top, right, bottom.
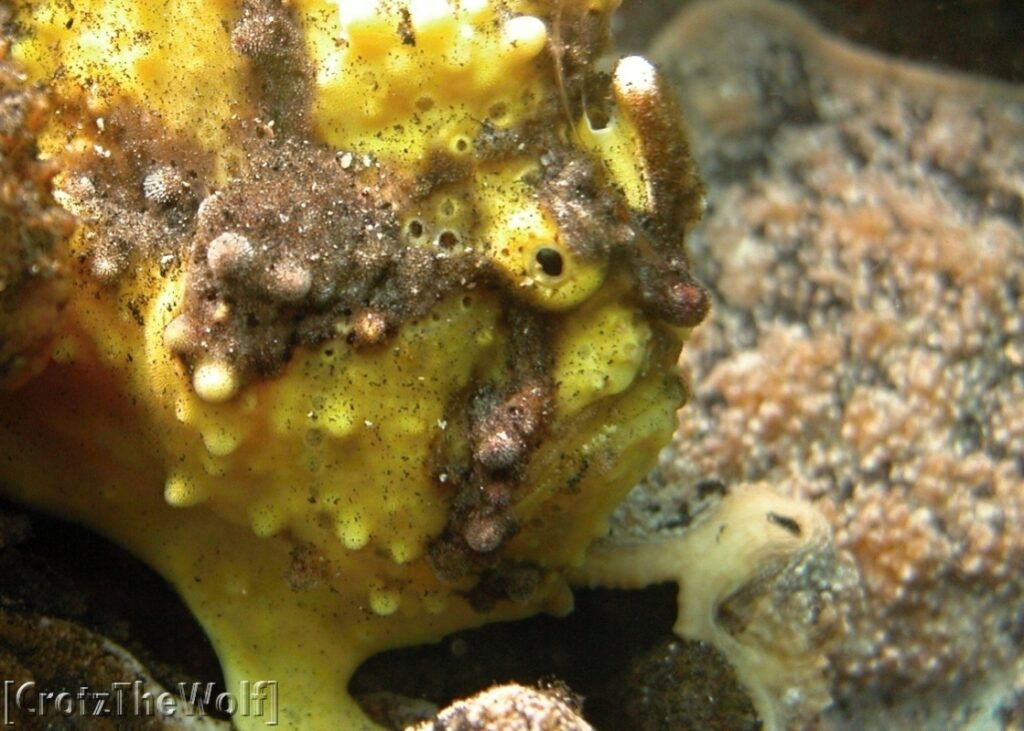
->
616, 0, 1024, 82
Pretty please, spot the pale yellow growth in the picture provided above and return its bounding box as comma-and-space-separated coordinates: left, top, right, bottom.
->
337, 511, 372, 551
368, 584, 403, 617
389, 539, 417, 564
201, 423, 242, 458
574, 485, 836, 731
164, 472, 205, 509
192, 361, 240, 404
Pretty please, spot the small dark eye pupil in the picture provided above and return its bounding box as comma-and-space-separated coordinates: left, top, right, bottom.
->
536, 247, 563, 277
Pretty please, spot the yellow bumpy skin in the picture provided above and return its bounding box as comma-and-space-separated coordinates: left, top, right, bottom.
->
0, 1, 707, 728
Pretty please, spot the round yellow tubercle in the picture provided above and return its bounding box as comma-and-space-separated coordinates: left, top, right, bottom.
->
368, 582, 403, 617
337, 509, 373, 551
192, 361, 240, 404
164, 471, 205, 508
200, 421, 243, 458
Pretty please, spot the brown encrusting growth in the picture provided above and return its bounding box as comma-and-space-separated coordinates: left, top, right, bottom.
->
427, 306, 558, 578
610, 0, 1024, 726
533, 149, 710, 328
610, 57, 704, 247
472, 382, 552, 475
0, 22, 75, 387
167, 133, 474, 380
231, 0, 314, 136
288, 542, 339, 590
410, 684, 591, 731
535, 154, 630, 260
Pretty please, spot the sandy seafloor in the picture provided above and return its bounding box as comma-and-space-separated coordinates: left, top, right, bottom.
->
610, 0, 1024, 728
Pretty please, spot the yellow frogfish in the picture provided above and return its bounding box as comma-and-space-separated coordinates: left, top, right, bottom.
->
0, 0, 706, 728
